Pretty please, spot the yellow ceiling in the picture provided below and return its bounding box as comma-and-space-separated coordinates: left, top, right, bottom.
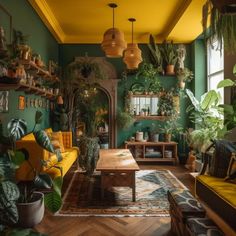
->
28, 0, 206, 44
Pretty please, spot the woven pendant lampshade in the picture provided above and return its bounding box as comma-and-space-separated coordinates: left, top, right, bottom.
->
101, 3, 127, 58
123, 18, 142, 69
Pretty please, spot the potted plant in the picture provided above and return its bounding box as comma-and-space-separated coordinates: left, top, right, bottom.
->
116, 110, 135, 129
147, 34, 164, 75
202, 0, 236, 53
150, 122, 162, 142
176, 67, 194, 89
135, 62, 158, 80
160, 40, 178, 75
161, 114, 182, 142
0, 111, 63, 230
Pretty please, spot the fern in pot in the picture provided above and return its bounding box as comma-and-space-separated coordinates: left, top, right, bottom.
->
0, 111, 62, 230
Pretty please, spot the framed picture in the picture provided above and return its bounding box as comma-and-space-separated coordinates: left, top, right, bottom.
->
0, 90, 9, 112
18, 96, 25, 110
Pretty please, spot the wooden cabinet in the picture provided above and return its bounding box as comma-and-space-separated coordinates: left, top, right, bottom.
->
125, 141, 178, 164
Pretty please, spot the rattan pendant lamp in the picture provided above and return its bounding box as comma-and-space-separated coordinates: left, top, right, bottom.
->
101, 3, 127, 58
123, 18, 142, 70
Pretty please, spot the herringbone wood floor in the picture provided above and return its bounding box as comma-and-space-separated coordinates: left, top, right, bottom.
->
35, 164, 194, 236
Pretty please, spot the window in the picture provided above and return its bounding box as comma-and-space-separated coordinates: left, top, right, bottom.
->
207, 39, 224, 102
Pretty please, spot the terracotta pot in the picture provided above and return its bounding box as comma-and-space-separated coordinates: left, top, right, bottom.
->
166, 64, 175, 75
179, 80, 186, 89
165, 133, 172, 142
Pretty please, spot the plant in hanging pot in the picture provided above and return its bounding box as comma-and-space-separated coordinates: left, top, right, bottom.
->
176, 67, 194, 89
160, 40, 178, 75
0, 111, 63, 231
202, 0, 236, 53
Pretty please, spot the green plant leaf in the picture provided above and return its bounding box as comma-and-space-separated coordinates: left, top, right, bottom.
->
217, 79, 235, 88
34, 173, 53, 189
201, 90, 219, 111
52, 177, 63, 197
35, 110, 43, 125
7, 119, 27, 141
33, 130, 54, 153
11, 149, 26, 167
233, 64, 236, 76
44, 191, 62, 213
185, 89, 200, 111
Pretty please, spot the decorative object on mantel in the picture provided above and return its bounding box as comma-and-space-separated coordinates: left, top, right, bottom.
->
123, 18, 142, 70
101, 3, 127, 58
202, 0, 236, 53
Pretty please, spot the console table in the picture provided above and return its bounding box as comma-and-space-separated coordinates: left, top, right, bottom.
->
125, 141, 178, 164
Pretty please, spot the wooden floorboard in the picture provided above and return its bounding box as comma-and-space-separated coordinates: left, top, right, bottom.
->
35, 164, 194, 236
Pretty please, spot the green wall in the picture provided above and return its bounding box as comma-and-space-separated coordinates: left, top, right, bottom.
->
59, 44, 193, 147
0, 0, 59, 134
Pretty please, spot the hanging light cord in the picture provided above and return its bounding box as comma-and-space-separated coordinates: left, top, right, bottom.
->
131, 21, 134, 44
112, 7, 115, 30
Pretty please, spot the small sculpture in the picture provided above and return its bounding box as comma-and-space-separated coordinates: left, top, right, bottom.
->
177, 44, 186, 69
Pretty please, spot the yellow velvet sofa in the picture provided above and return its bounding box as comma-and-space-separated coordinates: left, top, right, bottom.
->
15, 128, 79, 180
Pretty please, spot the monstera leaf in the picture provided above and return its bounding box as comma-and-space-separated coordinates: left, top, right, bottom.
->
7, 119, 27, 141
33, 130, 54, 153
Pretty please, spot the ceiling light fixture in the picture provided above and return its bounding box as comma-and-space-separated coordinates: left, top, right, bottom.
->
101, 3, 127, 58
123, 18, 142, 70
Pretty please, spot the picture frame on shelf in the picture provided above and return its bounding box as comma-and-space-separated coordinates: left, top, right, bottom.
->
0, 90, 9, 112
18, 95, 25, 110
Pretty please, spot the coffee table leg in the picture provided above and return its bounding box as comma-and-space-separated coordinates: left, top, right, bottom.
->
132, 171, 136, 202
101, 172, 104, 199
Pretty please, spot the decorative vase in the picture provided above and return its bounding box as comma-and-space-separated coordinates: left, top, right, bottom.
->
166, 64, 175, 75
17, 192, 44, 228
179, 80, 186, 89
165, 133, 172, 142
152, 134, 159, 142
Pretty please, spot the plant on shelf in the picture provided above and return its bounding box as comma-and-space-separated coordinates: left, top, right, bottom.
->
147, 34, 164, 75
135, 62, 158, 80
160, 113, 182, 142
202, 0, 236, 53
0, 111, 63, 231
150, 122, 162, 142
176, 67, 194, 89
157, 91, 175, 116
160, 40, 178, 75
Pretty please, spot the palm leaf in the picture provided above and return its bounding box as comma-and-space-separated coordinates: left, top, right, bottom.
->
233, 64, 236, 76
52, 176, 63, 197
33, 130, 54, 153
7, 119, 27, 141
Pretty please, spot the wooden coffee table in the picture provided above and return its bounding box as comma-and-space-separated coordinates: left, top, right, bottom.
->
96, 149, 140, 202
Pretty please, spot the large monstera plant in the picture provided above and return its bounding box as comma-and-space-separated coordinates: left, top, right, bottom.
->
0, 111, 62, 232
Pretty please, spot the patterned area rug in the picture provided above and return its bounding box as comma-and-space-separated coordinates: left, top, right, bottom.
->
56, 170, 186, 217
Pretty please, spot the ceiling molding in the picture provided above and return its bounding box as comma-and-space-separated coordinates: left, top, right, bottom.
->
158, 0, 192, 42
28, 0, 65, 43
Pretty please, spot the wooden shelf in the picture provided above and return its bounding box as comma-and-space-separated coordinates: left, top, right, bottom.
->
0, 82, 56, 99
19, 60, 59, 82
125, 141, 178, 164
134, 115, 169, 121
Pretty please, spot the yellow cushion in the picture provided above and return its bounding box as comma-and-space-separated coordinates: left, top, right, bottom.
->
50, 131, 65, 152
45, 148, 78, 178
197, 175, 236, 208
21, 133, 35, 140
42, 154, 58, 170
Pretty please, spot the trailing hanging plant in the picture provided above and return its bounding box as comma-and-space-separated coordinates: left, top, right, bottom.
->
202, 0, 236, 53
